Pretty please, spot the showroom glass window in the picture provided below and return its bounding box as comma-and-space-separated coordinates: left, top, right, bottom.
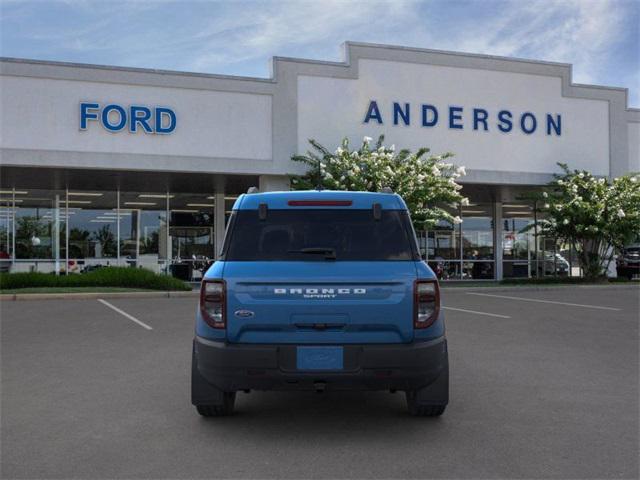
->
168, 192, 215, 281
66, 191, 118, 272
119, 192, 169, 273
461, 203, 494, 279
13, 189, 66, 272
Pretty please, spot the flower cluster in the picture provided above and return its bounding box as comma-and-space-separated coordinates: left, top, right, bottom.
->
537, 162, 640, 278
290, 135, 468, 229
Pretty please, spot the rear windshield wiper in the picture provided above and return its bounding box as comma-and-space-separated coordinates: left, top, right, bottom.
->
287, 247, 337, 260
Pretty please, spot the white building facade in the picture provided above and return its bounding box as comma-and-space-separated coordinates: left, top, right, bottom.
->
1, 42, 638, 280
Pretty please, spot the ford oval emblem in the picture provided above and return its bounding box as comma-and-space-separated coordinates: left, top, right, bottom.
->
234, 309, 255, 318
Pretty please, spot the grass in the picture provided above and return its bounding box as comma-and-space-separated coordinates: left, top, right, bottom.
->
0, 287, 158, 294
0, 267, 192, 291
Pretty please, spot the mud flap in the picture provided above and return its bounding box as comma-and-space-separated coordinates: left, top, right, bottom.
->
191, 342, 225, 406
414, 360, 449, 406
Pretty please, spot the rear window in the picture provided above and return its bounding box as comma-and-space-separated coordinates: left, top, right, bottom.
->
222, 209, 419, 261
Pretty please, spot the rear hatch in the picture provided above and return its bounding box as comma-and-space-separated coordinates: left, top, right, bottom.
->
224, 261, 416, 344
220, 201, 420, 344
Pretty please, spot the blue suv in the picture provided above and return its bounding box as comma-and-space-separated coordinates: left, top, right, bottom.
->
192, 190, 448, 416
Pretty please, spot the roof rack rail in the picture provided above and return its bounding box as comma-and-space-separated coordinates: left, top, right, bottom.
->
247, 186, 259, 194
380, 187, 393, 194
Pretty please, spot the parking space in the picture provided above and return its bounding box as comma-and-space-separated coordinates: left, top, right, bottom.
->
1, 285, 638, 479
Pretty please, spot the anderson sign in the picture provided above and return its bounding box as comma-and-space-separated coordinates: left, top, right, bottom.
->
363, 100, 562, 136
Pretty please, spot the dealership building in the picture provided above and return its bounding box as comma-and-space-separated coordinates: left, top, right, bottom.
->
1, 42, 638, 280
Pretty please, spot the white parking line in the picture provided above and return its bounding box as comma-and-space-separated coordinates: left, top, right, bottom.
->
442, 306, 511, 319
466, 292, 621, 311
97, 299, 153, 330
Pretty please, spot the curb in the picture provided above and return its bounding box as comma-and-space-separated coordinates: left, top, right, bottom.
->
0, 290, 200, 301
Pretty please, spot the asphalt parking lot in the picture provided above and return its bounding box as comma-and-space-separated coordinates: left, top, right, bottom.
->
1, 285, 638, 479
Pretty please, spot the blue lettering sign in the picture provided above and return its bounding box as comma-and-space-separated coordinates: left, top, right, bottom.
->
449, 106, 463, 129
393, 102, 410, 126
79, 103, 177, 134
421, 104, 438, 127
497, 110, 513, 132
361, 101, 562, 137
102, 104, 127, 132
546, 114, 561, 136
80, 103, 99, 130
363, 100, 383, 124
155, 107, 177, 134
473, 108, 489, 131
130, 105, 153, 133
520, 112, 537, 134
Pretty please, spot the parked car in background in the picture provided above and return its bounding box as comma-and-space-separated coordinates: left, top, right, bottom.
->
616, 244, 640, 280
0, 250, 10, 273
539, 252, 570, 276
192, 190, 448, 417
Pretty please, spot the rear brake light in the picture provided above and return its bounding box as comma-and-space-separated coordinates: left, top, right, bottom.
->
200, 279, 226, 329
287, 200, 352, 206
414, 280, 440, 329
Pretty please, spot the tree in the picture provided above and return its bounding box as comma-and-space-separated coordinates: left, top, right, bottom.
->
536, 163, 640, 279
92, 225, 116, 257
290, 135, 468, 229
15, 216, 50, 259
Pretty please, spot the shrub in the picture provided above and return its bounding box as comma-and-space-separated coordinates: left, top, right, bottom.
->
290, 135, 468, 229
0, 267, 192, 291
533, 164, 640, 280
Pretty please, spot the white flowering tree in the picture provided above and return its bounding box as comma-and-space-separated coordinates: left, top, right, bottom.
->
537, 163, 640, 279
290, 135, 469, 229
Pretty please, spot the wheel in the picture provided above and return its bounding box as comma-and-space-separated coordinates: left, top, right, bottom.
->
406, 390, 446, 417
195, 392, 236, 417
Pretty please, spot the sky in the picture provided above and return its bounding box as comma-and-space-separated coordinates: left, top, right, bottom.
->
1, 0, 638, 106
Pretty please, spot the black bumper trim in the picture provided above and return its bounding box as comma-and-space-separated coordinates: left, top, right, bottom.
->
194, 336, 448, 392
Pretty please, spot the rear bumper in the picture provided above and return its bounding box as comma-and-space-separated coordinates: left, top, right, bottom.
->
193, 335, 448, 392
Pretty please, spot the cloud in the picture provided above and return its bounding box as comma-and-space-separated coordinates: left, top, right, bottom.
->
182, 0, 419, 71
1, 0, 637, 104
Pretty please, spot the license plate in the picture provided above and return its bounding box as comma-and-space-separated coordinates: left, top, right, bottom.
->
296, 346, 343, 371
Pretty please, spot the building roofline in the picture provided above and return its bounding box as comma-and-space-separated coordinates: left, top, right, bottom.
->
1, 40, 636, 110
0, 56, 274, 84
344, 41, 574, 69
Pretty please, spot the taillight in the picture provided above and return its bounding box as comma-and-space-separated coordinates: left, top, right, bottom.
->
414, 280, 440, 329
200, 279, 226, 329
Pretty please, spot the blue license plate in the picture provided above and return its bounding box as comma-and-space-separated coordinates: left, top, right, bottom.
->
296, 346, 343, 371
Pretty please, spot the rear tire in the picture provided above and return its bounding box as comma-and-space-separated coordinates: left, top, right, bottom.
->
195, 392, 236, 417
406, 390, 446, 416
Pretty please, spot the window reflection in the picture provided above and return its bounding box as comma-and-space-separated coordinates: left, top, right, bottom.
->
120, 192, 169, 273
462, 204, 494, 260
0, 196, 13, 272
502, 203, 535, 278
14, 190, 61, 261
66, 191, 118, 271
169, 193, 216, 281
